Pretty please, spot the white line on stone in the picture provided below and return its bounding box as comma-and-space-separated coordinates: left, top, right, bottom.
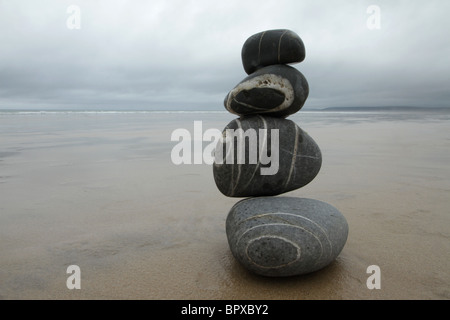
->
239, 116, 265, 191
230, 119, 242, 196
278, 30, 288, 63
258, 31, 266, 66
283, 123, 299, 189
245, 235, 301, 269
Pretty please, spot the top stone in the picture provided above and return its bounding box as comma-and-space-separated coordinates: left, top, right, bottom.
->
242, 29, 306, 75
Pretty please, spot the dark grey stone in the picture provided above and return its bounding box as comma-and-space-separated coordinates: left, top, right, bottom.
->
213, 115, 321, 197
226, 197, 349, 277
224, 65, 309, 118
242, 29, 306, 75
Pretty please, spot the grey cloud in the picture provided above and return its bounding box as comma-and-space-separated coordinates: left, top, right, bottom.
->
0, 0, 449, 110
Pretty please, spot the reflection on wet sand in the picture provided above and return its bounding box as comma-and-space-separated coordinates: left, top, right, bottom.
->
0, 111, 449, 299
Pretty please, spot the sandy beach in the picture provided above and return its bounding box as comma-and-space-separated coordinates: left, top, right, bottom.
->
0, 110, 449, 300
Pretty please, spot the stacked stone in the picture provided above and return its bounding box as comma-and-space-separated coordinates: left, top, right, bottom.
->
213, 29, 348, 277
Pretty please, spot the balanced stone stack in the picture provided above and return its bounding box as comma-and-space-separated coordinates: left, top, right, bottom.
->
213, 29, 348, 277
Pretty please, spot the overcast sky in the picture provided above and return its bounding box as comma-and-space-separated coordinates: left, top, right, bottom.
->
0, 0, 449, 110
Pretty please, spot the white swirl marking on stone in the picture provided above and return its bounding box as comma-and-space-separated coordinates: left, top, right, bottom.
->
225, 74, 294, 114
235, 211, 334, 262
235, 223, 325, 263
245, 235, 301, 269
240, 211, 333, 257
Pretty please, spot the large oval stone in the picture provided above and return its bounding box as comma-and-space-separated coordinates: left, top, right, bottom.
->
224, 65, 309, 118
213, 115, 321, 197
242, 29, 306, 75
226, 197, 349, 277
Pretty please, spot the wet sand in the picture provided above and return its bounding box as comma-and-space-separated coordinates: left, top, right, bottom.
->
0, 111, 449, 299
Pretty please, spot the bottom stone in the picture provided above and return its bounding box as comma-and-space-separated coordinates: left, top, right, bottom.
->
226, 197, 349, 277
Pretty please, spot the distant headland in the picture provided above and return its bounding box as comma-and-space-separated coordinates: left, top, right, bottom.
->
317, 106, 450, 112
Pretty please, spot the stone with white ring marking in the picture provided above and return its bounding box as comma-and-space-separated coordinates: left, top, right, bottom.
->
213, 115, 321, 197
226, 197, 349, 277
224, 65, 309, 118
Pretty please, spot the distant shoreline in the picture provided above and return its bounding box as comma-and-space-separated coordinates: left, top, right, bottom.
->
0, 106, 449, 113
